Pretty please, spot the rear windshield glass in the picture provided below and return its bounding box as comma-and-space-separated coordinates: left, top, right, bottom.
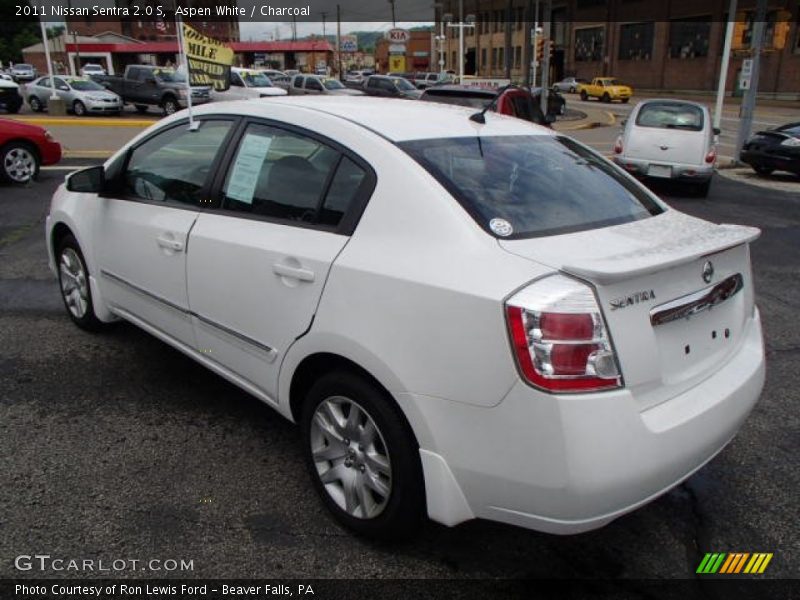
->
636, 102, 704, 131
400, 135, 663, 239
422, 91, 494, 109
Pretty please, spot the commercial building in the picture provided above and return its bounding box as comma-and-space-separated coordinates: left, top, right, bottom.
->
437, 0, 800, 97
375, 30, 435, 74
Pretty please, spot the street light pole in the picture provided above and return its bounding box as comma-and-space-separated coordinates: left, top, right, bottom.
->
446, 0, 474, 81
714, 0, 737, 133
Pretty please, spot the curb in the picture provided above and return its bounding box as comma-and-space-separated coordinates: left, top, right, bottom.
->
8, 117, 156, 127
557, 110, 615, 131
63, 150, 114, 158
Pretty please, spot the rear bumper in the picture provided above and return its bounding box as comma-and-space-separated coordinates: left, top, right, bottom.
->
415, 310, 764, 534
613, 156, 714, 182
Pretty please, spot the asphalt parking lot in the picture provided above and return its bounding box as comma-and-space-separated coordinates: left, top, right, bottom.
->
0, 164, 798, 585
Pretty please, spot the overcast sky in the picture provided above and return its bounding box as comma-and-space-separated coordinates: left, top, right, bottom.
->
238, 21, 431, 41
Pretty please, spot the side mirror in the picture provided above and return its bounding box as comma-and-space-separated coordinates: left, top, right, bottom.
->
713, 127, 721, 135
67, 165, 105, 193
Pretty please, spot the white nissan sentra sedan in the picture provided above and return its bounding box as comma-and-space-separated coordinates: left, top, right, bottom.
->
46, 97, 765, 539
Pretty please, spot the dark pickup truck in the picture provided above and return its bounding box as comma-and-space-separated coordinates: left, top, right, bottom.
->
91, 65, 211, 116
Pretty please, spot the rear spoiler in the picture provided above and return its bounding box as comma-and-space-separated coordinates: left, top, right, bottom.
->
561, 224, 760, 285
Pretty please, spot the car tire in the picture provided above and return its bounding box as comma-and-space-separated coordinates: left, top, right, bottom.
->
6, 101, 21, 114
161, 96, 178, 116
73, 100, 86, 116
580, 90, 588, 101
28, 96, 43, 112
622, 98, 630, 104
569, 86, 576, 93
602, 92, 611, 103
301, 370, 425, 540
0, 141, 39, 184
134, 104, 149, 114
753, 166, 774, 177
55, 233, 105, 332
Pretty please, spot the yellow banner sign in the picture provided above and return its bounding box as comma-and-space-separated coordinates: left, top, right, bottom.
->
388, 55, 406, 73
181, 23, 234, 91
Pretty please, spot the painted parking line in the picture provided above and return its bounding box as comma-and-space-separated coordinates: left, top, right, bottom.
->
41, 165, 91, 171
62, 150, 114, 158
7, 117, 155, 127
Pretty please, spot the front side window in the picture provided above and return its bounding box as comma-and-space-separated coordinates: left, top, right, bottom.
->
323, 79, 344, 90
221, 123, 359, 226
293, 76, 305, 88
306, 78, 323, 91
401, 135, 664, 239
636, 102, 704, 131
123, 120, 233, 206
393, 78, 415, 91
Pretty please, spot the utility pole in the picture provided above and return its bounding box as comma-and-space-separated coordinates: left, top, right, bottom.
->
504, 0, 512, 80
714, 0, 737, 132
321, 12, 327, 38
539, 0, 551, 115
336, 4, 342, 80
389, 0, 396, 27
530, 0, 540, 87
735, 0, 767, 162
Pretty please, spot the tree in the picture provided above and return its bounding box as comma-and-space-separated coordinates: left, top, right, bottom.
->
0, 0, 39, 62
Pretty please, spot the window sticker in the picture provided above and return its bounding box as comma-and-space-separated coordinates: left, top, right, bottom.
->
225, 133, 273, 204
489, 218, 513, 237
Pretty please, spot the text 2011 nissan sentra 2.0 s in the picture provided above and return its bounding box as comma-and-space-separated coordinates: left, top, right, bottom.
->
45, 97, 765, 539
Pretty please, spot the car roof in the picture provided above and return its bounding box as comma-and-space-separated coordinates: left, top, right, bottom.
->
635, 98, 708, 110
189, 96, 553, 142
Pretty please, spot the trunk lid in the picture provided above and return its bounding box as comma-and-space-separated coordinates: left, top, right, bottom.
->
625, 127, 707, 166
499, 210, 760, 409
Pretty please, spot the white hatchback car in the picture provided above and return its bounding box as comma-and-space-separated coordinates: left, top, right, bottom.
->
613, 99, 719, 196
46, 97, 764, 539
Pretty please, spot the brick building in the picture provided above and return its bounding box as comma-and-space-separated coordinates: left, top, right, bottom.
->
438, 0, 800, 97
375, 30, 434, 73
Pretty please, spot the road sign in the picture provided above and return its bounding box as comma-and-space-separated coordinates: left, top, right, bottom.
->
741, 58, 753, 77
340, 35, 358, 53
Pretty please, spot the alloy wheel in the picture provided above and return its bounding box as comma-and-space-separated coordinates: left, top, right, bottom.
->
59, 248, 89, 319
3, 146, 36, 183
309, 396, 392, 519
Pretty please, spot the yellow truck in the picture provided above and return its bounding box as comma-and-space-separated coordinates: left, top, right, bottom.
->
578, 77, 633, 103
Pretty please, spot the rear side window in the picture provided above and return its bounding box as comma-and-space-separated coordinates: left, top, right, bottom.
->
400, 135, 664, 239
220, 123, 368, 229
636, 102, 704, 131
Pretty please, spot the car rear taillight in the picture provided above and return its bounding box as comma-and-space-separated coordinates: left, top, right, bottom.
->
613, 137, 623, 154
705, 148, 716, 164
505, 274, 622, 393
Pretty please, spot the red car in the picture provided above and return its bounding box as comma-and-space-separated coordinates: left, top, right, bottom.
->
0, 118, 62, 184
420, 85, 556, 127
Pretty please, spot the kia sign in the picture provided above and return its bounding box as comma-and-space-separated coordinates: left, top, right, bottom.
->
386, 29, 411, 44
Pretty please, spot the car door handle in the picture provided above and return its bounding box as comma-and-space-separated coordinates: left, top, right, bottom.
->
272, 263, 315, 282
156, 235, 184, 252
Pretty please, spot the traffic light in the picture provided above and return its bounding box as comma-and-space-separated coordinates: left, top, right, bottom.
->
536, 36, 544, 62
547, 40, 554, 59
